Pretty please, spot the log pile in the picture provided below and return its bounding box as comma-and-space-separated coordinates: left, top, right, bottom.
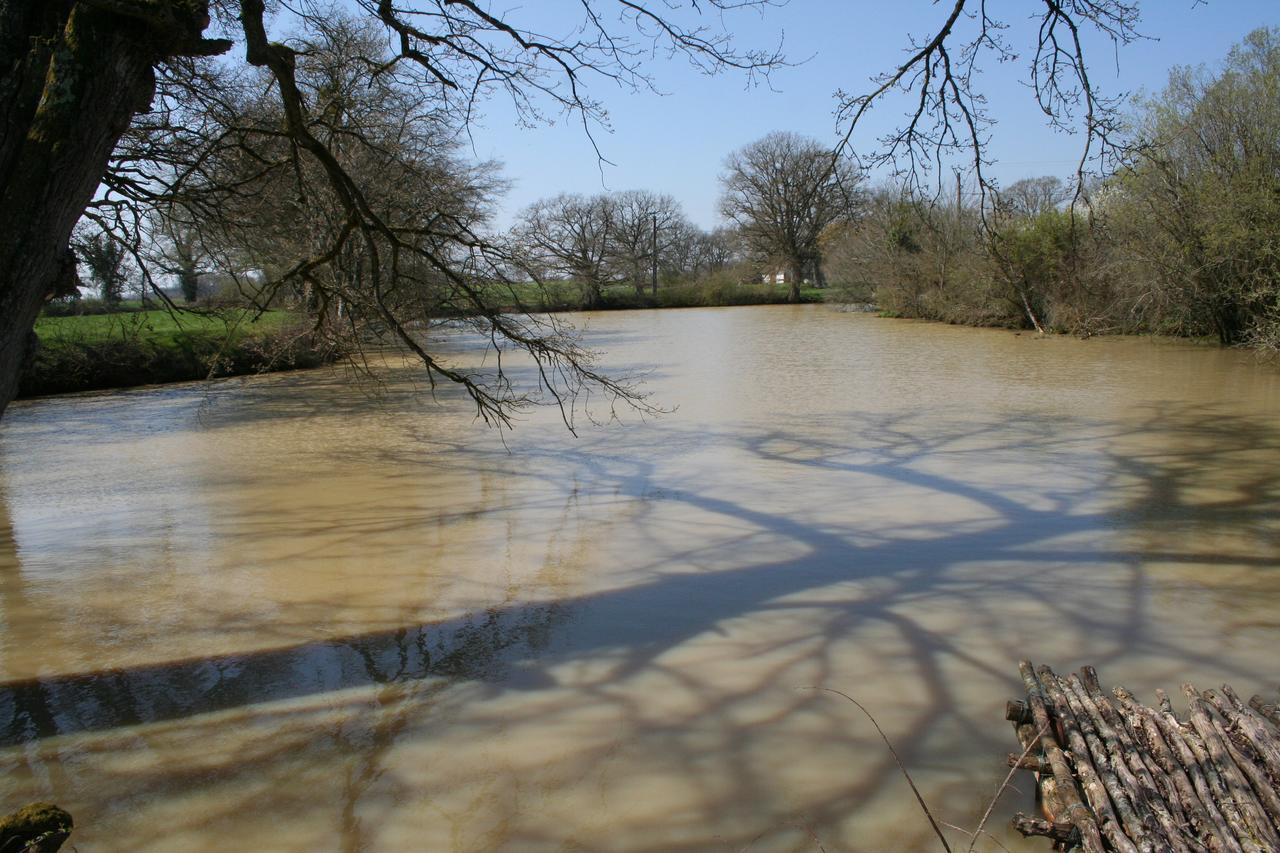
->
1006, 662, 1280, 852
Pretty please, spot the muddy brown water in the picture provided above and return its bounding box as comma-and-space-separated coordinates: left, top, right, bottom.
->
1, 305, 1278, 851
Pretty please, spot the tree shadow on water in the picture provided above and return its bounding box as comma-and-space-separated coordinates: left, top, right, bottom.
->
1, 402, 1278, 849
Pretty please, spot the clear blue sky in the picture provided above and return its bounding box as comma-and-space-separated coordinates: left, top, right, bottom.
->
450, 1, 1277, 229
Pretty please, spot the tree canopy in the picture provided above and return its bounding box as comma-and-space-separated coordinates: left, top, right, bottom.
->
720, 131, 860, 301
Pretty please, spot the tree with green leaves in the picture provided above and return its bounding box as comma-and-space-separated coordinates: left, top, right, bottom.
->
1112, 27, 1280, 346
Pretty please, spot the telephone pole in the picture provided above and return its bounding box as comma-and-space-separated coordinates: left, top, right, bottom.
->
651, 213, 659, 297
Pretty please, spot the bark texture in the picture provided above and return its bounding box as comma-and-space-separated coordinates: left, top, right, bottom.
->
1008, 663, 1280, 853
0, 0, 227, 417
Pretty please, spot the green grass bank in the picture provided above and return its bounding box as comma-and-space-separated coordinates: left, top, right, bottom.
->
20, 309, 335, 398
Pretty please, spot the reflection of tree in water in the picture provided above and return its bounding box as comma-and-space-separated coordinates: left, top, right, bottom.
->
1, 403, 1278, 849
0, 487, 65, 772
0, 600, 572, 747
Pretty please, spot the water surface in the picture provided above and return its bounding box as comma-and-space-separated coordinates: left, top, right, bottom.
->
1, 306, 1278, 850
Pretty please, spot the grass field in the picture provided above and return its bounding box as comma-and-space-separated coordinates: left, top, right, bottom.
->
34, 308, 295, 345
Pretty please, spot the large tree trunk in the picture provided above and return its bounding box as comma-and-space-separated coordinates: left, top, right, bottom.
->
787, 260, 804, 303
0, 1, 226, 419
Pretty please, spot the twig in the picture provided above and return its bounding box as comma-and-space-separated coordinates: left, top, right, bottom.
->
969, 722, 1048, 853
940, 821, 1013, 853
803, 686, 952, 852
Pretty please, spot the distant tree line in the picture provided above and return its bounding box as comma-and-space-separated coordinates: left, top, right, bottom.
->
509, 131, 862, 306
513, 190, 739, 309
2, 0, 1207, 421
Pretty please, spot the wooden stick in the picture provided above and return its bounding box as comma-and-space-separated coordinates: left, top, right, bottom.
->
1019, 661, 1107, 853
1006, 753, 1052, 774
1247, 696, 1280, 729
1153, 691, 1265, 853
1050, 670, 1158, 852
1007, 666, 1280, 853
1211, 686, 1280, 778
1183, 684, 1280, 851
1165, 707, 1259, 853
1081, 669, 1196, 843
1212, 714, 1280, 831
1006, 699, 1034, 725
1067, 674, 1188, 852
1037, 666, 1141, 853
1013, 719, 1067, 828
1114, 686, 1238, 853
1012, 814, 1077, 843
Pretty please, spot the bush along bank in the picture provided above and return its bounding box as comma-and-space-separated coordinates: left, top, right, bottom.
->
488, 278, 825, 314
591, 281, 823, 311
19, 312, 338, 398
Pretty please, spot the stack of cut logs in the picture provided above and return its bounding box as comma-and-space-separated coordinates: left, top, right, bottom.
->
1006, 661, 1280, 852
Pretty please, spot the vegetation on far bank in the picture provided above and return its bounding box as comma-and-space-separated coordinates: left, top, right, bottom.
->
824, 29, 1280, 350
34, 306, 291, 342
23, 281, 822, 398
21, 308, 334, 398
486, 277, 823, 314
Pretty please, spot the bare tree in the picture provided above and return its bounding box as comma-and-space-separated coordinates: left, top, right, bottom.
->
516, 190, 701, 299
514, 194, 617, 309
0, 0, 783, 423
182, 18, 510, 330
694, 227, 742, 276
150, 211, 208, 304
998, 177, 1071, 219
660, 220, 735, 282
834, 0, 1142, 200
604, 190, 689, 295
75, 231, 130, 307
658, 218, 703, 282
720, 132, 860, 302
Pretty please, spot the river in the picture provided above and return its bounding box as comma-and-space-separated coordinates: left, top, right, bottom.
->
1, 305, 1278, 851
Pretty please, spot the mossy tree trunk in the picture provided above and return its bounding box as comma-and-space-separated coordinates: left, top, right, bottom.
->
0, 0, 228, 418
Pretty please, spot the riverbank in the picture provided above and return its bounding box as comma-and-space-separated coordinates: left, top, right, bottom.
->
486, 279, 824, 313
24, 292, 1257, 400
19, 309, 336, 398
23, 285, 821, 397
